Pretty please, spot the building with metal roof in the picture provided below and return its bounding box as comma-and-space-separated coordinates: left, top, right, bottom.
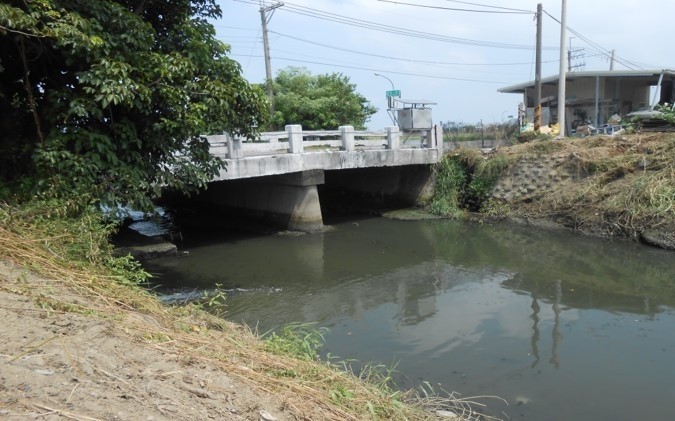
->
499, 69, 675, 135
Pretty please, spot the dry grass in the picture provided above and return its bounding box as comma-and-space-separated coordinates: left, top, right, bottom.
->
494, 132, 675, 236
0, 203, 504, 420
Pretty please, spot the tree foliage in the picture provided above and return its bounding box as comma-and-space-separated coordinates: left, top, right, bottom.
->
269, 67, 377, 131
0, 0, 268, 210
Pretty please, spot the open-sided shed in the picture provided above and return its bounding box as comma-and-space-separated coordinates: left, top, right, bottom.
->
499, 69, 675, 134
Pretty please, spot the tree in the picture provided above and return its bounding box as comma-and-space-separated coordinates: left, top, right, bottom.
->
269, 67, 377, 131
0, 0, 268, 211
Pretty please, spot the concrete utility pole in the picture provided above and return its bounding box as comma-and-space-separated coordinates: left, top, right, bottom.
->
609, 49, 616, 71
534, 3, 542, 132
557, 0, 568, 139
260, 1, 284, 116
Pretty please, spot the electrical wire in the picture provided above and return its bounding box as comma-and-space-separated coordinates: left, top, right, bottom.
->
229, 53, 513, 84
542, 9, 644, 70
235, 0, 555, 50
442, 0, 533, 13
268, 31, 560, 67
377, 0, 533, 14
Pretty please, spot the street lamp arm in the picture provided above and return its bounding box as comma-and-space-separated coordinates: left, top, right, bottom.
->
374, 73, 395, 90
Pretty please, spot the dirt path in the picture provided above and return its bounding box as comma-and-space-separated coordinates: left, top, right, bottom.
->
0, 261, 294, 421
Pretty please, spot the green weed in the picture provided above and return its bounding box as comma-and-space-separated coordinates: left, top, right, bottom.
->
263, 323, 327, 361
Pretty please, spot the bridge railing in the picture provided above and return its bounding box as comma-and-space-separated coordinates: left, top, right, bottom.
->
208, 125, 443, 159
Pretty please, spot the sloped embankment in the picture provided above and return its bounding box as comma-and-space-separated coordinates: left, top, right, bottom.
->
487, 132, 675, 249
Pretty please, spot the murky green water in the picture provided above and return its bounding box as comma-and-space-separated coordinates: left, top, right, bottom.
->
146, 217, 675, 420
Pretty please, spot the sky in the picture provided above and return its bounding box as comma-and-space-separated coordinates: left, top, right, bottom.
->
215, 0, 675, 130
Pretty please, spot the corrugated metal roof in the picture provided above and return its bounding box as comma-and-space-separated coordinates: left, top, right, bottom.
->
498, 69, 675, 94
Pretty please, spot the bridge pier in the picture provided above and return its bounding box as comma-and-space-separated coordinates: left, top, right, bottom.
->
199, 170, 325, 233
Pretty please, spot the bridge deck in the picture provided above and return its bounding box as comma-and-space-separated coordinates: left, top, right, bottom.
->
207, 125, 442, 180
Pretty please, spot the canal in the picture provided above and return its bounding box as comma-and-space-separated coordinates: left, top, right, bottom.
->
144, 216, 675, 420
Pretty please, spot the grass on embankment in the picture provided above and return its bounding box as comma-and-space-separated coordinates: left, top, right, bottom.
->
429, 132, 675, 241
0, 199, 503, 420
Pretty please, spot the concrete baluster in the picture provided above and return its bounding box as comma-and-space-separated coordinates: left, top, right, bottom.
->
226, 133, 243, 159
433, 124, 443, 155
287, 124, 304, 153
386, 126, 400, 150
339, 125, 355, 151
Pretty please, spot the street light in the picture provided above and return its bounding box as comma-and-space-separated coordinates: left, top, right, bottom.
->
374, 73, 395, 91
374, 73, 397, 124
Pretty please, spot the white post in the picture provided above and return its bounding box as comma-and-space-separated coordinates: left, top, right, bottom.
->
339, 125, 355, 151
385, 126, 400, 150
287, 124, 303, 154
226, 133, 243, 159
557, 0, 568, 139
650, 72, 665, 111
433, 124, 443, 155
594, 76, 600, 127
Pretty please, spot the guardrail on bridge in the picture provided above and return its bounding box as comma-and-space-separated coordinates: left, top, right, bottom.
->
207, 124, 443, 159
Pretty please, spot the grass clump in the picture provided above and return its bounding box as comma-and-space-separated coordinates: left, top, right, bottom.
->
430, 149, 512, 216
0, 198, 156, 314
430, 154, 467, 217
264, 322, 327, 361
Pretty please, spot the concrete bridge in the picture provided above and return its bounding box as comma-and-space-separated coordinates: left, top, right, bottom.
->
199, 124, 443, 232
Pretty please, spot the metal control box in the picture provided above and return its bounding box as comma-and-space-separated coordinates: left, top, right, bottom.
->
397, 108, 432, 130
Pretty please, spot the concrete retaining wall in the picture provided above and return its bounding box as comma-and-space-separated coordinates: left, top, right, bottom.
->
491, 153, 579, 202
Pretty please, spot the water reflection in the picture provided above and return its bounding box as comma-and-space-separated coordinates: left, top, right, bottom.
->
146, 217, 675, 420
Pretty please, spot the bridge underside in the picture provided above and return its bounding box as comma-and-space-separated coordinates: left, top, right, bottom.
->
190, 165, 434, 232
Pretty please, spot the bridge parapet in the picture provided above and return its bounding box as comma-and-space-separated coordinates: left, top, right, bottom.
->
208, 125, 443, 159
207, 125, 442, 181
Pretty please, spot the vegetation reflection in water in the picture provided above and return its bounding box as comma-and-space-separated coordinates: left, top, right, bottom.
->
147, 217, 675, 420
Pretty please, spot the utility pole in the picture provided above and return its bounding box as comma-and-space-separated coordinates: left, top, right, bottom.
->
534, 3, 542, 132
609, 49, 616, 71
260, 1, 283, 116
557, 0, 568, 139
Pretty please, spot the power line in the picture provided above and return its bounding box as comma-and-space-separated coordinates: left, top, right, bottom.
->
229, 53, 513, 84
377, 0, 533, 14
267, 48, 527, 77
234, 0, 556, 50
269, 31, 559, 67
442, 0, 533, 13
542, 9, 644, 70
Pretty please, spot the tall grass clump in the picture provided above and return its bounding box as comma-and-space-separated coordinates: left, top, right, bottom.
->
431, 150, 512, 216
430, 154, 467, 217
0, 199, 148, 282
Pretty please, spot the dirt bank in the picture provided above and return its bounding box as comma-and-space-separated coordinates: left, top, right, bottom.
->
0, 260, 313, 420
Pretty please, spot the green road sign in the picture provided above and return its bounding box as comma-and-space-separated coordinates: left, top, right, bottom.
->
386, 90, 401, 97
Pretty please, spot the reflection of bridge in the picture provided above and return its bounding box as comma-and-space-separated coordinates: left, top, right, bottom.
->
202, 125, 443, 231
